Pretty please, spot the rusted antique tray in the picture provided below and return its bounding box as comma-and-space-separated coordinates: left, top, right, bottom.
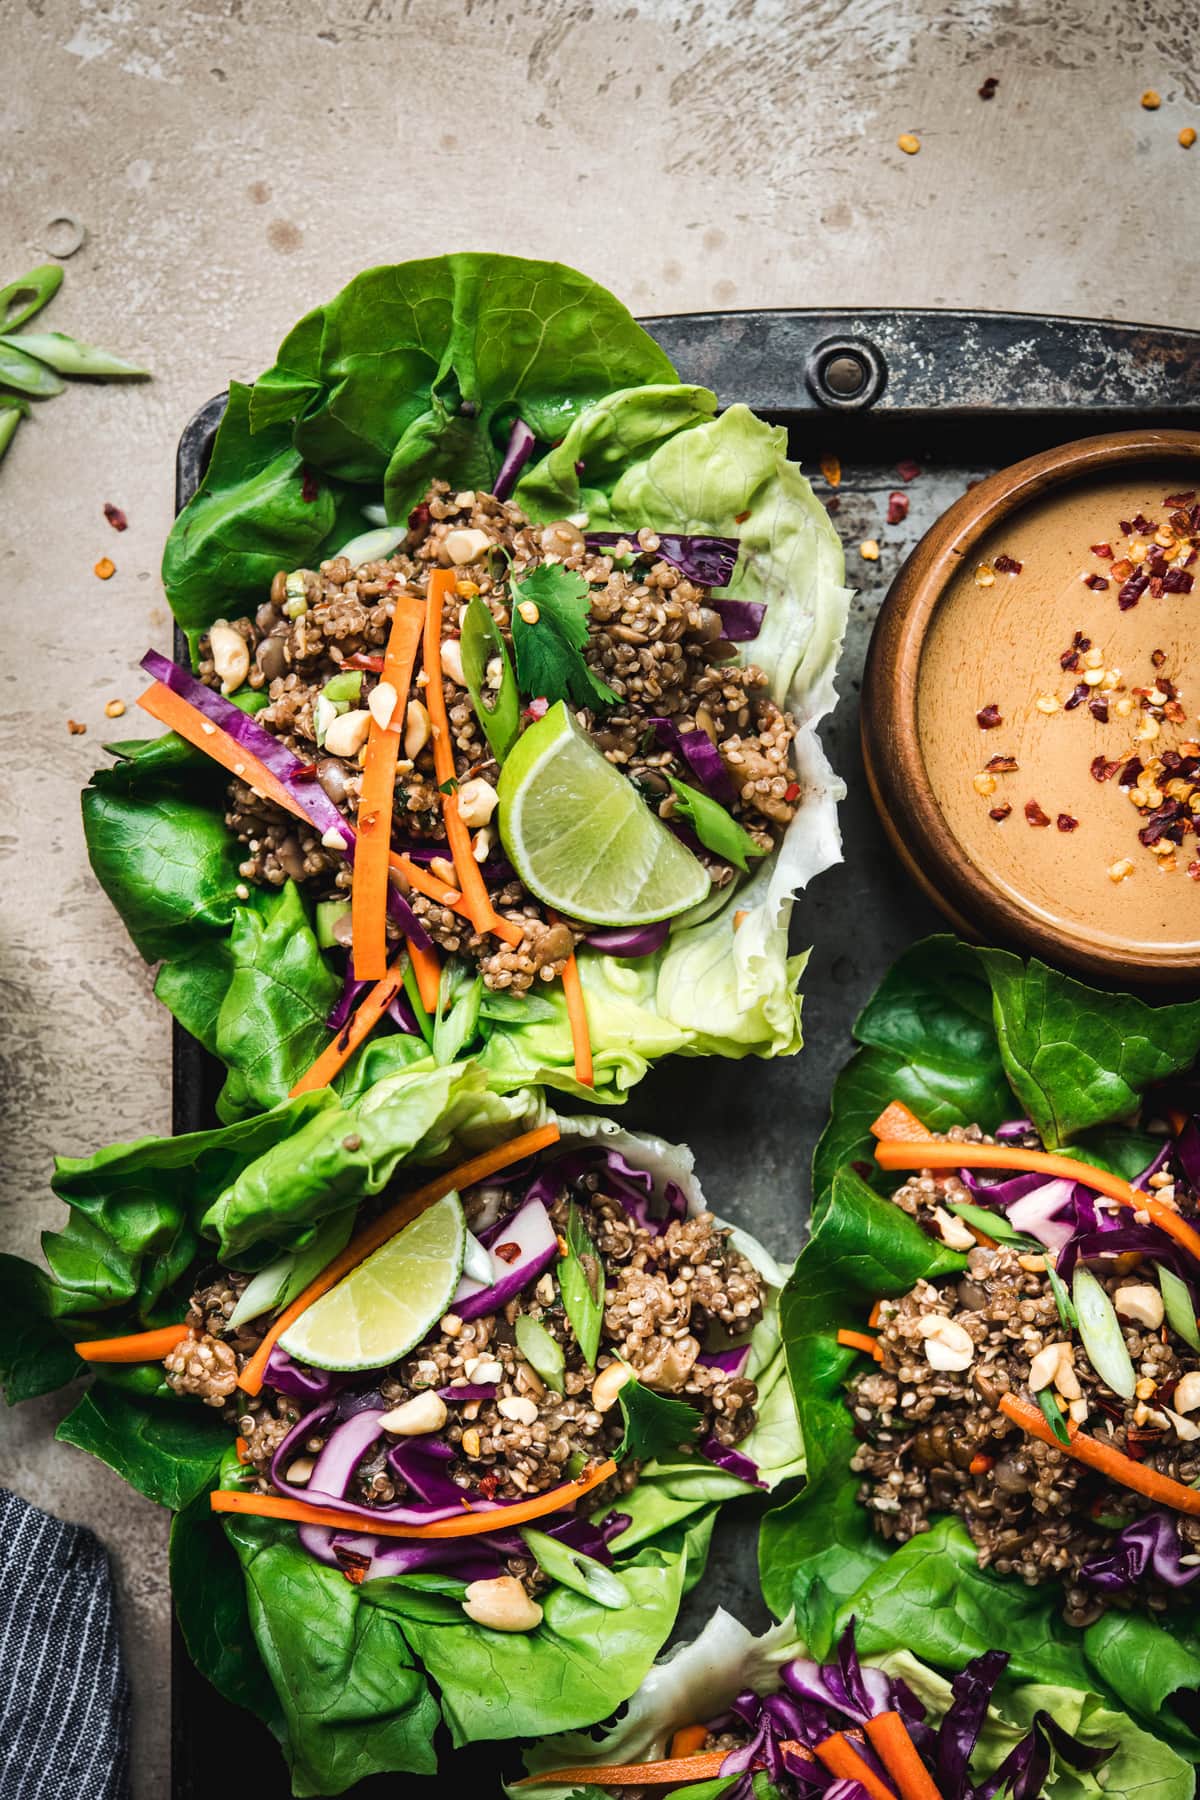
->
171, 307, 1200, 1796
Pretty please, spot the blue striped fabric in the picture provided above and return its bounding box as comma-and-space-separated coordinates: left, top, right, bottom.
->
0, 1488, 130, 1800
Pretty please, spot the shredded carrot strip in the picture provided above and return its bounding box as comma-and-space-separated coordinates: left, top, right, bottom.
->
237, 1122, 562, 1395
868, 1300, 883, 1329
870, 1101, 931, 1143
837, 1329, 883, 1362
138, 682, 304, 820
668, 1725, 710, 1761
75, 1323, 190, 1363
352, 595, 426, 979
406, 935, 442, 1012
212, 1456, 616, 1537
424, 568, 510, 940
289, 955, 407, 1098
390, 850, 521, 950
560, 947, 593, 1087
968, 1453, 993, 1476
515, 1741, 816, 1790
874, 1139, 1200, 1264
1000, 1392, 1200, 1515
865, 1714, 944, 1800
815, 1732, 898, 1800
235, 1436, 251, 1463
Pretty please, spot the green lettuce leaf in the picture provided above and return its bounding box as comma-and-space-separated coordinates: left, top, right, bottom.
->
980, 947, 1200, 1146
56, 1383, 226, 1509
222, 1507, 441, 1795
0, 1254, 84, 1403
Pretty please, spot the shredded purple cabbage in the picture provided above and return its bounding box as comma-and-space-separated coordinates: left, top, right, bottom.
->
1080, 1510, 1200, 1593
977, 1711, 1114, 1800
436, 1382, 498, 1403
1177, 1116, 1200, 1192
648, 715, 736, 804
936, 1650, 1009, 1799
451, 1196, 558, 1322
585, 532, 740, 589
995, 1119, 1038, 1143
709, 598, 766, 642
493, 418, 536, 502
140, 649, 433, 951
523, 1145, 687, 1239
699, 1433, 765, 1489
262, 1345, 344, 1404
582, 921, 671, 958
697, 1343, 750, 1375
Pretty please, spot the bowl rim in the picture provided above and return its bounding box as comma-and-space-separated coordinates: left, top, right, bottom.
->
860, 427, 1200, 984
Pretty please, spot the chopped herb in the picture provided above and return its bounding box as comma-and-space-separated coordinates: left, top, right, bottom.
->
616, 1376, 703, 1462
559, 1201, 604, 1366
510, 564, 619, 712
667, 779, 765, 873
438, 777, 458, 796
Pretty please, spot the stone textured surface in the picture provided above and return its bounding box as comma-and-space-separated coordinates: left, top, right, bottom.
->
2, 2, 1196, 1795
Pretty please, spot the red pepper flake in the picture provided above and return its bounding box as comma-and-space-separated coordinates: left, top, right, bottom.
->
1165, 699, 1188, 723
1163, 568, 1194, 593
347, 651, 386, 672
1024, 800, 1051, 827
1083, 573, 1110, 591
493, 1240, 521, 1265
300, 468, 320, 503
478, 1470, 502, 1500
895, 458, 921, 482
1064, 683, 1089, 710
1088, 695, 1110, 724
524, 697, 549, 722
1118, 519, 1134, 536
1091, 754, 1121, 781
993, 553, 1022, 574
978, 75, 999, 99
1090, 542, 1113, 559
1110, 557, 1133, 581
1164, 492, 1197, 507
1189, 861, 1200, 881
985, 754, 1019, 772
103, 501, 128, 531
1056, 813, 1079, 832
977, 703, 1002, 729
784, 780, 801, 802
988, 803, 1012, 821
1119, 756, 1144, 786
886, 491, 909, 525
1131, 513, 1156, 534
734, 509, 751, 524
408, 501, 431, 534
292, 762, 318, 779
1152, 648, 1167, 668
1149, 576, 1165, 599
1118, 573, 1149, 610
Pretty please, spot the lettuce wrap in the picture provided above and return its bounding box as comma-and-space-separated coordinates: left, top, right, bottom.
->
0, 1083, 802, 1795
86, 254, 849, 1111
515, 1603, 1194, 1798
758, 937, 1200, 1757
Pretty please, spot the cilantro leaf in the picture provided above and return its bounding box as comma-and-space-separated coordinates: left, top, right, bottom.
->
558, 1201, 604, 1366
511, 565, 619, 712
616, 1376, 704, 1462
667, 779, 766, 873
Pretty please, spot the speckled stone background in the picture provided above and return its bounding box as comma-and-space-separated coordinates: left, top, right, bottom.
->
2, 2, 1196, 1793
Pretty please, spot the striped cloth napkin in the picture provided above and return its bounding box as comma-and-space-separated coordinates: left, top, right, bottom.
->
0, 1487, 130, 1800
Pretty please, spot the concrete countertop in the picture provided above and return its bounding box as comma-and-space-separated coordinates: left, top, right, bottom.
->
2, 2, 1196, 1793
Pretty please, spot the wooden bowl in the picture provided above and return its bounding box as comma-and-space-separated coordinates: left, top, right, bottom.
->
861, 429, 1200, 986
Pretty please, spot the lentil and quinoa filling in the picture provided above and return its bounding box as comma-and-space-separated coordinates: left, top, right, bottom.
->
200, 483, 798, 994
164, 1159, 765, 1594
847, 1125, 1200, 1626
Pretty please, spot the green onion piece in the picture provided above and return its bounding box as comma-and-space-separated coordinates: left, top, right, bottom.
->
1092, 1513, 1133, 1531
315, 899, 351, 949
945, 1201, 1036, 1249
0, 403, 24, 464
400, 955, 435, 1050
1159, 1266, 1200, 1352
0, 263, 63, 333
322, 670, 363, 704
431, 964, 483, 1066
1046, 1263, 1079, 1330
667, 778, 765, 874
0, 335, 64, 397
1037, 1386, 1071, 1445
559, 1201, 604, 1366
519, 1527, 629, 1609
460, 595, 520, 762
514, 1314, 565, 1393
1072, 1266, 1136, 1400
4, 330, 147, 378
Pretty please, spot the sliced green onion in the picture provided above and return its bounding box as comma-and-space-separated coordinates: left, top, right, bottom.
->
1159, 1266, 1200, 1352
0, 264, 63, 333
1046, 1263, 1078, 1330
315, 899, 351, 949
1037, 1387, 1071, 1445
4, 330, 147, 378
1072, 1266, 1136, 1400
322, 670, 363, 704
335, 523, 406, 565
284, 571, 308, 618
460, 594, 520, 762
520, 1527, 629, 1609
462, 1231, 495, 1287
945, 1201, 1036, 1249
400, 955, 435, 1049
515, 1314, 565, 1393
0, 335, 64, 397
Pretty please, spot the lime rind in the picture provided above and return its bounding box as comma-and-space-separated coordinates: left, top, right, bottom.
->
497, 702, 711, 926
279, 1190, 466, 1372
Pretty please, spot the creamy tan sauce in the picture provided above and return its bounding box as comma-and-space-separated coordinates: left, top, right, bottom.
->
918, 470, 1200, 954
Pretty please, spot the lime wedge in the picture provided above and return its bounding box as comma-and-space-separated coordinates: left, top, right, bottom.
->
497, 701, 710, 925
279, 1191, 465, 1372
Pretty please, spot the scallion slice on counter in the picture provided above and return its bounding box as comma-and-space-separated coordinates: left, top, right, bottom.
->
1072, 1267, 1136, 1400
1159, 1266, 1200, 1352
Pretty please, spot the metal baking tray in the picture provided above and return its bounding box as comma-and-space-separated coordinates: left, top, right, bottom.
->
171, 308, 1200, 1796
